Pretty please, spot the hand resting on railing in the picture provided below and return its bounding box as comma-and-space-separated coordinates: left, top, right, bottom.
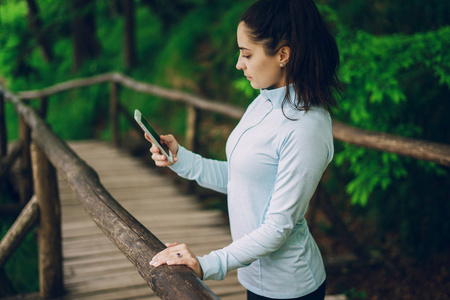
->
150, 242, 204, 279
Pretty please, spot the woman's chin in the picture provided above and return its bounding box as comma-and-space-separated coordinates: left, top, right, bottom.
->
250, 81, 261, 89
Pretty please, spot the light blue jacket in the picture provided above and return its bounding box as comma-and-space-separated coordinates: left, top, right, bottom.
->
169, 85, 333, 298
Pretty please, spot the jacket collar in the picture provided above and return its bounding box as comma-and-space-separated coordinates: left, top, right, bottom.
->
260, 84, 296, 109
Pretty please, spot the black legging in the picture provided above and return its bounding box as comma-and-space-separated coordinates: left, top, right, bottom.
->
247, 280, 326, 300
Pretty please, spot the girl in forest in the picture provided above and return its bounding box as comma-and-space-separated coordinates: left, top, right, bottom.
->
148, 0, 341, 299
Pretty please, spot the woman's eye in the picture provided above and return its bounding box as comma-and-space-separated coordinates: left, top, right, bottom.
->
242, 55, 251, 59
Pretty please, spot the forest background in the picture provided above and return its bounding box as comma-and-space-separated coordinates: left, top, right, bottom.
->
0, 0, 449, 299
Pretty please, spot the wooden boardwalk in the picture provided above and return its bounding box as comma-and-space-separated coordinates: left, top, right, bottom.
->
57, 140, 345, 300
60, 140, 244, 299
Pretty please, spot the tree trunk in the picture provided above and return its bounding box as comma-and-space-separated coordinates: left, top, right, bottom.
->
123, 0, 136, 69
0, 92, 6, 159
71, 0, 101, 71
25, 0, 54, 62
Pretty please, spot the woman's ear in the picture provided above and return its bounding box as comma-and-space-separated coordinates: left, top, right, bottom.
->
278, 46, 291, 65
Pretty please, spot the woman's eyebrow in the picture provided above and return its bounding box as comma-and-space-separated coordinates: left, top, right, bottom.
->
239, 47, 251, 51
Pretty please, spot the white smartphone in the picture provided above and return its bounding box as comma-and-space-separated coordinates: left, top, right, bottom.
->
134, 109, 174, 164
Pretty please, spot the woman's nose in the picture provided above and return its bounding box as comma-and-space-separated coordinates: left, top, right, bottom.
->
236, 57, 244, 70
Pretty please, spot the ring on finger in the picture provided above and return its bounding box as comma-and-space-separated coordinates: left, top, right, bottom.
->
176, 252, 182, 258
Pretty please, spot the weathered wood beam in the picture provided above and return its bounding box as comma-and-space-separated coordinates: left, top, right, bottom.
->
17, 72, 246, 119
18, 116, 33, 205
333, 120, 450, 166
0, 195, 39, 269
110, 81, 120, 147
14, 72, 450, 166
7, 90, 219, 299
185, 104, 199, 152
113, 73, 246, 119
17, 73, 114, 99
31, 142, 63, 298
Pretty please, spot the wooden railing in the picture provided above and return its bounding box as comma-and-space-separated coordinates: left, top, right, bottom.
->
0, 72, 449, 299
15, 72, 450, 167
0, 86, 219, 299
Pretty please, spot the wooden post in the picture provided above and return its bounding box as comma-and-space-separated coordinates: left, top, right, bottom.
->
18, 116, 33, 205
184, 105, 200, 193
30, 142, 63, 298
123, 0, 136, 69
110, 81, 119, 147
0, 91, 6, 159
185, 104, 199, 152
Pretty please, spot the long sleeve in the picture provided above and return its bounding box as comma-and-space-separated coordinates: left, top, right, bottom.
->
198, 122, 332, 281
169, 146, 228, 194
167, 85, 331, 298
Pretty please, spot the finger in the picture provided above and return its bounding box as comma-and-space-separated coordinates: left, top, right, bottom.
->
151, 152, 166, 161
149, 144, 160, 154
166, 256, 195, 266
150, 248, 183, 267
152, 156, 173, 168
150, 244, 184, 262
163, 248, 191, 266
160, 135, 179, 155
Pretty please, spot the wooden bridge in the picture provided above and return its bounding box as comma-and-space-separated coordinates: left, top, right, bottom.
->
59, 140, 245, 299
1, 73, 449, 300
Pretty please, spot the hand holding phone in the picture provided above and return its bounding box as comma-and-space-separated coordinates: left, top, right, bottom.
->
146, 134, 179, 166
134, 109, 174, 164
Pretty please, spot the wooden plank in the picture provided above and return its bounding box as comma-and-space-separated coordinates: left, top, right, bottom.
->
56, 140, 233, 299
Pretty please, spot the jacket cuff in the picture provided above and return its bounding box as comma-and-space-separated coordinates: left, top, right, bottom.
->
197, 253, 223, 281
168, 145, 187, 173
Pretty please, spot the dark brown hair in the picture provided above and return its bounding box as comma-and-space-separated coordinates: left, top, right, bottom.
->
240, 0, 342, 113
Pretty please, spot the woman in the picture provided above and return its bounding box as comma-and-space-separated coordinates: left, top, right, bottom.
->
149, 0, 341, 299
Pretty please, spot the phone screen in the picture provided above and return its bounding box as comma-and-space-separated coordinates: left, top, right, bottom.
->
140, 115, 170, 154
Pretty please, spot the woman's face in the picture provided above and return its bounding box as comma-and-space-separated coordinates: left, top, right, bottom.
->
236, 22, 286, 90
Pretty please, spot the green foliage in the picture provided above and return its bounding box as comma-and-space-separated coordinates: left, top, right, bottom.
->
334, 26, 450, 206
324, 0, 450, 34
0, 0, 449, 270
2, 229, 39, 295
344, 287, 367, 300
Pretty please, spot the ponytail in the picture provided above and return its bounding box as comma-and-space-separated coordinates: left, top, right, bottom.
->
240, 0, 342, 113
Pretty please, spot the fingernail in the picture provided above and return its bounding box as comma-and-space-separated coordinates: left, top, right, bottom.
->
167, 260, 174, 265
